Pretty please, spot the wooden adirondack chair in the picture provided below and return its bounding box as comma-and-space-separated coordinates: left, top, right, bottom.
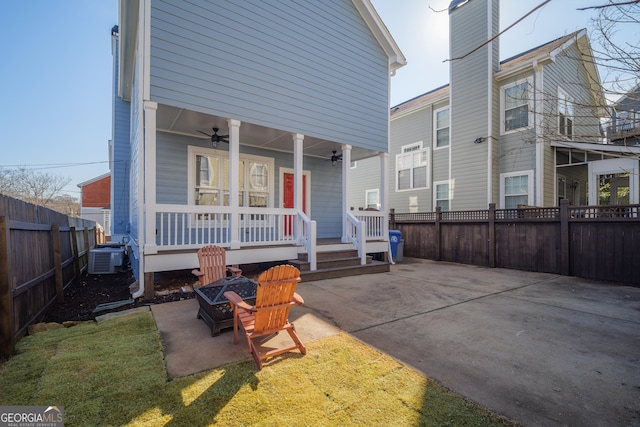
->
224, 264, 306, 370
192, 245, 242, 285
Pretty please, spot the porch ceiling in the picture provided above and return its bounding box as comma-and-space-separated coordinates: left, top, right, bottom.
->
156, 104, 380, 161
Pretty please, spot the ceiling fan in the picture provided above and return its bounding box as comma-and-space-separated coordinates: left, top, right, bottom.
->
329, 150, 342, 166
197, 127, 229, 147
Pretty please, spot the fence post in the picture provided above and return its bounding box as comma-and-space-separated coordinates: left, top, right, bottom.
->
0, 216, 14, 356
70, 227, 79, 280
389, 208, 396, 230
560, 199, 570, 276
435, 206, 442, 261
52, 224, 64, 303
82, 227, 90, 273
488, 203, 496, 268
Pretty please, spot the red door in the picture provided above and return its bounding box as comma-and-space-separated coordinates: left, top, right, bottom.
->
284, 173, 307, 235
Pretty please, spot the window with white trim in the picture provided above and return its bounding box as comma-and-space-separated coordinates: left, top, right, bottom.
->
188, 146, 274, 208
365, 189, 380, 210
434, 181, 451, 211
434, 106, 450, 148
500, 171, 534, 208
558, 88, 574, 139
501, 77, 533, 134
396, 142, 429, 191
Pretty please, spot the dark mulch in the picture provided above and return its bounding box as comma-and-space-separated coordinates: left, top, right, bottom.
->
42, 270, 197, 323
41, 262, 276, 324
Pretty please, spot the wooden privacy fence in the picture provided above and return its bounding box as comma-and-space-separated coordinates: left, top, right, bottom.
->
390, 200, 640, 286
0, 195, 99, 356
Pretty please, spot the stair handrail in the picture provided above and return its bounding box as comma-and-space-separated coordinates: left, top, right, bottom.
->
346, 211, 366, 265
297, 211, 317, 271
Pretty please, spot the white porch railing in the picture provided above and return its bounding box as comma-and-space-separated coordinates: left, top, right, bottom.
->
352, 210, 388, 240
154, 204, 300, 251
346, 212, 367, 265
298, 211, 317, 271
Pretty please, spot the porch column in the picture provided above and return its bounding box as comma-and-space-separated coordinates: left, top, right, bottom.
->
341, 144, 352, 243
293, 133, 304, 241
380, 152, 389, 239
228, 119, 241, 249
143, 100, 158, 256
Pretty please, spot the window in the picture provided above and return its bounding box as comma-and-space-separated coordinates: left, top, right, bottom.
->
500, 171, 533, 208
434, 181, 450, 211
434, 106, 450, 148
501, 78, 533, 133
188, 146, 274, 208
396, 142, 429, 191
365, 189, 379, 210
558, 88, 574, 139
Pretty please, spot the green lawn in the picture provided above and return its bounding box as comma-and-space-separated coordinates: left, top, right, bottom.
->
0, 311, 518, 426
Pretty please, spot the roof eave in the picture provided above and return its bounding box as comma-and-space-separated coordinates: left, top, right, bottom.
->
351, 0, 407, 75
118, 0, 139, 102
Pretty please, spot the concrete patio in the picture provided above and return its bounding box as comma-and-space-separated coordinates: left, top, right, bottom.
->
150, 258, 640, 426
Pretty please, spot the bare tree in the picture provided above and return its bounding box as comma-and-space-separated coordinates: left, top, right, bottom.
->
587, 0, 640, 98
0, 167, 77, 212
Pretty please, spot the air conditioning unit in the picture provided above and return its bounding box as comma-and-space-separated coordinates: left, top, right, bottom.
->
88, 248, 125, 275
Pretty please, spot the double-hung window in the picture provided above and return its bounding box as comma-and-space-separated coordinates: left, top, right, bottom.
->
434, 106, 450, 148
189, 146, 273, 208
558, 88, 574, 139
500, 171, 533, 208
501, 78, 533, 134
396, 142, 429, 191
434, 181, 451, 211
365, 189, 380, 210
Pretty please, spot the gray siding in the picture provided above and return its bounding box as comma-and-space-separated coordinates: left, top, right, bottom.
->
389, 109, 432, 212
542, 43, 603, 205
348, 157, 380, 211
111, 36, 131, 238
449, 0, 498, 210
149, 0, 389, 152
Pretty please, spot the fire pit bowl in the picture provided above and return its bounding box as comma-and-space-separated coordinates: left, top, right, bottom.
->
195, 276, 257, 336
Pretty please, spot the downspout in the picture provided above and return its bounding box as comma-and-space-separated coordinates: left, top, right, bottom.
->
132, 0, 152, 299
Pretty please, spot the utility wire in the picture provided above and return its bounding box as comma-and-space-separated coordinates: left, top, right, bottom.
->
445, 0, 553, 62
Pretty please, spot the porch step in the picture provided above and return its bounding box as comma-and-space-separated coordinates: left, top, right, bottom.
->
289, 248, 390, 281
298, 260, 390, 282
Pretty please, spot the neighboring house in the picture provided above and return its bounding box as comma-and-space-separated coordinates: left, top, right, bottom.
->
607, 84, 640, 147
77, 173, 111, 239
111, 0, 406, 295
350, 0, 640, 213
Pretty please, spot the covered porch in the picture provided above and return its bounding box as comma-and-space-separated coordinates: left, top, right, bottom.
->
135, 104, 391, 296
553, 141, 640, 206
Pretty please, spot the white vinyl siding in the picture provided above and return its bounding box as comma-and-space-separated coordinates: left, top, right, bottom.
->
500, 170, 534, 208
396, 142, 429, 191
434, 106, 450, 148
501, 77, 533, 134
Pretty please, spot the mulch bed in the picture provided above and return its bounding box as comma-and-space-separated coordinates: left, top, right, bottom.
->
42, 263, 273, 324
42, 270, 197, 323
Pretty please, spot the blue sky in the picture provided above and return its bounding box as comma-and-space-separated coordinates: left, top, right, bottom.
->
1, 1, 634, 197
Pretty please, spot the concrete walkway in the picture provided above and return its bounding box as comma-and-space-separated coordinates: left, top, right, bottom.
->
151, 258, 640, 426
